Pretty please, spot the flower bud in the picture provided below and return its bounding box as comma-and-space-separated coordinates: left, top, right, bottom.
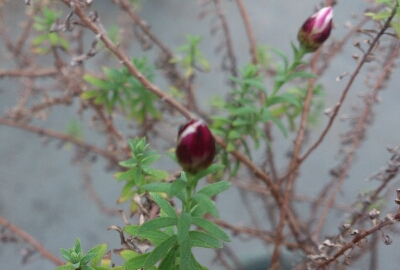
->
176, 119, 216, 174
297, 7, 333, 52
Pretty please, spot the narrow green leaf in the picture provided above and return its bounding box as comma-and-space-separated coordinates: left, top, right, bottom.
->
228, 130, 241, 140
192, 193, 219, 218
74, 238, 82, 253
193, 164, 224, 181
286, 71, 317, 82
149, 192, 178, 218
139, 217, 178, 232
140, 153, 161, 166
191, 217, 230, 242
177, 212, 192, 244
55, 266, 75, 270
81, 252, 98, 265
123, 253, 149, 270
119, 250, 138, 261
143, 235, 177, 269
124, 225, 169, 242
190, 205, 207, 218
189, 231, 223, 249
168, 179, 187, 198
83, 75, 112, 89
60, 248, 71, 261
272, 48, 289, 70
158, 247, 178, 270
81, 265, 96, 270
142, 182, 171, 193
271, 116, 287, 137
179, 237, 191, 270
196, 181, 231, 197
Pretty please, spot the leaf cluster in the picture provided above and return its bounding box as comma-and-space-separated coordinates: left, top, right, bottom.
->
115, 137, 169, 213
123, 173, 231, 270
33, 7, 69, 54
57, 239, 111, 270
82, 57, 160, 123
171, 34, 210, 78
365, 0, 400, 37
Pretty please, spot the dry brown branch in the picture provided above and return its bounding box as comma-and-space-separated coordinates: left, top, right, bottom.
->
313, 39, 400, 239
316, 211, 400, 268
0, 215, 63, 266
235, 0, 258, 65
0, 68, 58, 78
0, 117, 120, 165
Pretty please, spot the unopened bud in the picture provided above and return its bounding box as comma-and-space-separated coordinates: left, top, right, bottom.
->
176, 120, 216, 174
297, 7, 333, 52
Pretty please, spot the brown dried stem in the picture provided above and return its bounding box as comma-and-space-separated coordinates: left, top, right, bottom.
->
0, 215, 63, 266
0, 117, 120, 165
314, 40, 400, 239
235, 0, 258, 65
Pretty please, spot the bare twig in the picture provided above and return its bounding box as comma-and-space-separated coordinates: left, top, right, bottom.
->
235, 0, 258, 64
0, 117, 120, 165
0, 215, 63, 266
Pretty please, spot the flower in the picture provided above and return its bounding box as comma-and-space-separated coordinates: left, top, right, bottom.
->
297, 6, 333, 52
176, 119, 216, 174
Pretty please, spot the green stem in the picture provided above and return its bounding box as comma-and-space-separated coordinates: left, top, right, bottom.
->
183, 172, 198, 213
271, 44, 307, 98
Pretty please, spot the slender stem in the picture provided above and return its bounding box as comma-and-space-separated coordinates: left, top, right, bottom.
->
235, 0, 258, 65
0, 215, 64, 266
270, 45, 314, 268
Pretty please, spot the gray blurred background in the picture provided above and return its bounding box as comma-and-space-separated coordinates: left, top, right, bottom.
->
1, 1, 400, 269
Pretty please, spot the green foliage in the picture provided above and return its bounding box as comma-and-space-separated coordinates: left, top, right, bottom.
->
365, 1, 400, 37
172, 34, 210, 78
212, 43, 324, 176
33, 7, 69, 54
120, 164, 230, 270
82, 57, 160, 123
57, 238, 109, 270
114, 137, 169, 213
65, 120, 84, 140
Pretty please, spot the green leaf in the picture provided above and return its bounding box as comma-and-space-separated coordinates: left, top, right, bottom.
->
286, 71, 316, 82
272, 48, 289, 70
81, 252, 99, 265
228, 130, 241, 140
141, 153, 161, 166
192, 164, 224, 181
83, 75, 112, 89
74, 238, 82, 253
32, 34, 49, 46
119, 250, 138, 261
123, 253, 149, 270
80, 90, 100, 100
189, 231, 223, 249
177, 212, 192, 244
60, 248, 71, 262
144, 235, 177, 269
168, 178, 187, 198
192, 193, 219, 218
158, 247, 178, 270
89, 244, 106, 267
271, 116, 287, 137
143, 182, 171, 193
179, 237, 191, 270
56, 266, 75, 270
191, 217, 230, 242
150, 192, 177, 218
81, 265, 96, 270
196, 181, 231, 197
139, 217, 178, 232
124, 225, 169, 244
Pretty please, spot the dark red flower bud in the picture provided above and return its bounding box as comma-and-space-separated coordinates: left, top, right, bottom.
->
297, 7, 333, 52
176, 120, 216, 174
